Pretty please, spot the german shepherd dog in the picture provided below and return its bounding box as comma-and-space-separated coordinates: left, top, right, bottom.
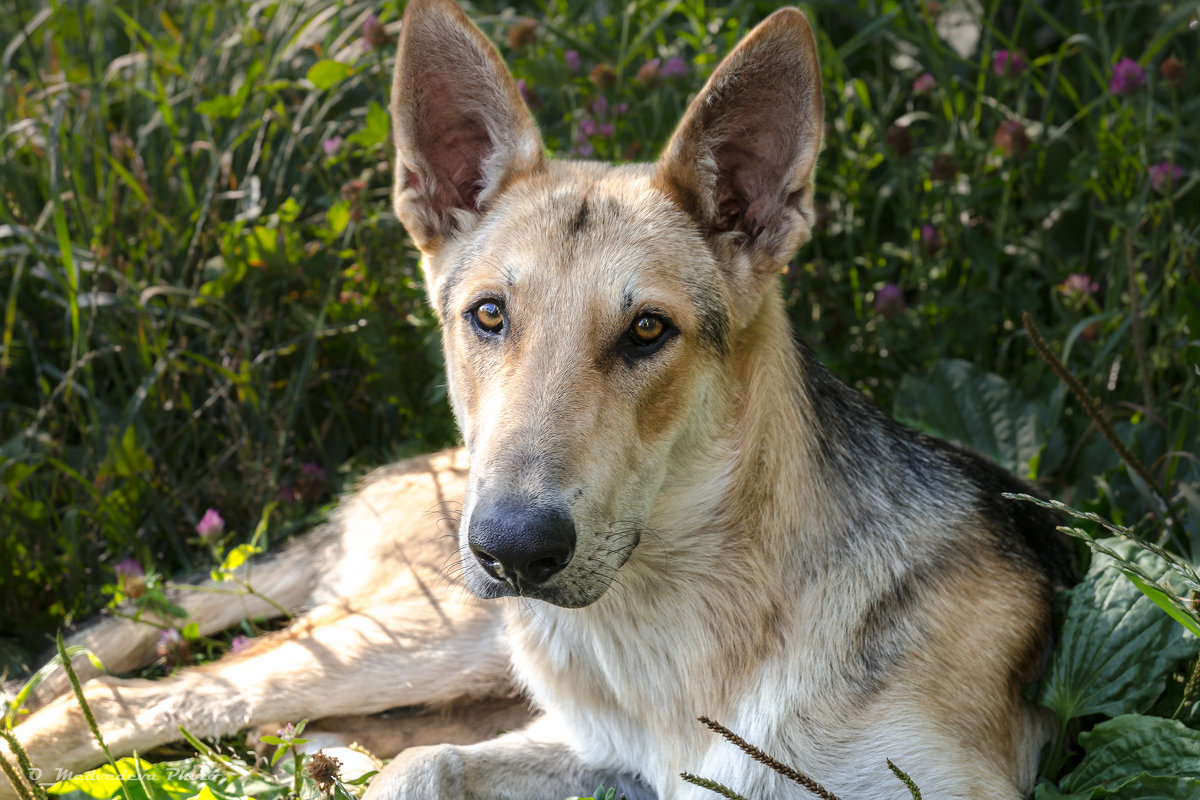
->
2, 1, 1075, 797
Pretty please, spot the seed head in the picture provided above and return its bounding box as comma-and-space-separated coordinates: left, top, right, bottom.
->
306, 752, 343, 794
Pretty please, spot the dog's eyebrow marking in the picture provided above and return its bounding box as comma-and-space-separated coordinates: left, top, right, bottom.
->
568, 198, 590, 236
692, 288, 730, 355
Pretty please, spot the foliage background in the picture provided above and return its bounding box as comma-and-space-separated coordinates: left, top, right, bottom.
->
0, 0, 1198, 795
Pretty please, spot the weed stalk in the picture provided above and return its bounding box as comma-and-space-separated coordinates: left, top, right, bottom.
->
56, 632, 134, 800
0, 729, 46, 800
697, 717, 840, 800
680, 772, 750, 800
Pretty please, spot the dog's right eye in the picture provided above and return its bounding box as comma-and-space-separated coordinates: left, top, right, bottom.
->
469, 301, 505, 335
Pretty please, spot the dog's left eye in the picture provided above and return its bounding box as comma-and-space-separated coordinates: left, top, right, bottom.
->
625, 314, 673, 356
630, 315, 665, 344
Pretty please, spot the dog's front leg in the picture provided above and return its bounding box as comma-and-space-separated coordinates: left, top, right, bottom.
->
0, 593, 511, 799
364, 716, 656, 800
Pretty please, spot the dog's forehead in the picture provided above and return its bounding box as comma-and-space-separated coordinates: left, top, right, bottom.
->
462, 162, 717, 302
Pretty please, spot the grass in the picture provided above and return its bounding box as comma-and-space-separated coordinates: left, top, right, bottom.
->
1, 0, 1198, 797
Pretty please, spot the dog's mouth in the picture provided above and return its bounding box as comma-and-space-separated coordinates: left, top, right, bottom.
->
466, 569, 592, 608
460, 525, 640, 609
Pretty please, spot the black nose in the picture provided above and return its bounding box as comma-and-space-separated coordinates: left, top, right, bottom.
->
468, 501, 576, 587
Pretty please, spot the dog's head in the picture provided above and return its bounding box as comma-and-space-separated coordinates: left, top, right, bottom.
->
389, 0, 822, 607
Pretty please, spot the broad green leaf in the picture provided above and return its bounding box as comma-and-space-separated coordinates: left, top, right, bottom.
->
1035, 715, 1200, 800
195, 94, 243, 119
347, 102, 390, 149
47, 758, 156, 800
185, 785, 243, 800
893, 359, 1043, 476
1036, 540, 1197, 723
306, 60, 353, 89
326, 201, 351, 236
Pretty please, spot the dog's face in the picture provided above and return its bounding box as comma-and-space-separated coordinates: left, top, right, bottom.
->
390, 0, 822, 607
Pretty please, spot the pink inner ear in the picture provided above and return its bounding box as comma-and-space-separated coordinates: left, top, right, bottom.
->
438, 120, 490, 211
712, 122, 796, 238
415, 90, 491, 213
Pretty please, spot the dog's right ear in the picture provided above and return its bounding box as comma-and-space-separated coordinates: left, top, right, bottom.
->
390, 0, 544, 254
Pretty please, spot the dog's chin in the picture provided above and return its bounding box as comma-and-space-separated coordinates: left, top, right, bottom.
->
461, 565, 614, 609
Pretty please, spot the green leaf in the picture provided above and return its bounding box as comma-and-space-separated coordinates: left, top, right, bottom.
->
217, 543, 262, 576
46, 757, 168, 800
347, 102, 390, 149
306, 60, 353, 89
195, 94, 243, 119
326, 201, 351, 237
1037, 715, 1200, 800
1123, 572, 1200, 639
341, 771, 378, 786
893, 359, 1044, 476
1035, 540, 1197, 723
277, 197, 300, 223
181, 622, 200, 640
5, 646, 108, 726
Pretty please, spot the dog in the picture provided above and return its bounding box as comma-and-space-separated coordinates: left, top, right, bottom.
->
2, 1, 1076, 797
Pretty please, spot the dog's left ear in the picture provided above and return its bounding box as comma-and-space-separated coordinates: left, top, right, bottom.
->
655, 8, 823, 276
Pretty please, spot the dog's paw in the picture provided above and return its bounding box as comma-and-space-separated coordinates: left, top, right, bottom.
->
363, 744, 466, 800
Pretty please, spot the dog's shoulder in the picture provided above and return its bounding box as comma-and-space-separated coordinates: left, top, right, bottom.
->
794, 339, 1075, 586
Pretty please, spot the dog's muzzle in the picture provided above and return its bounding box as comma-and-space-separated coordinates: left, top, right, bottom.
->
467, 500, 576, 590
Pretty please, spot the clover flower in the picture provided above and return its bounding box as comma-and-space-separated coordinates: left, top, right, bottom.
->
1059, 273, 1099, 299
507, 18, 537, 50
196, 508, 225, 541
637, 58, 661, 84
115, 558, 146, 598
992, 49, 1027, 78
874, 284, 906, 318
993, 120, 1030, 157
114, 558, 143, 580
156, 627, 188, 662
1160, 56, 1184, 88
1150, 161, 1184, 195
590, 63, 616, 88
1110, 58, 1145, 95
913, 72, 936, 93
661, 57, 688, 78
361, 14, 389, 50
921, 224, 944, 255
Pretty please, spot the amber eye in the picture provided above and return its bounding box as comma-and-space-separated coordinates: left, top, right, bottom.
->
630, 315, 666, 345
473, 301, 505, 333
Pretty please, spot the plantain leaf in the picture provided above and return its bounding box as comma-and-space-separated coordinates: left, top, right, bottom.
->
1035, 539, 1197, 723
1034, 715, 1200, 800
894, 359, 1044, 476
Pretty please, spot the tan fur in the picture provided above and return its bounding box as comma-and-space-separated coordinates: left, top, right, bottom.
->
2, 3, 1067, 799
